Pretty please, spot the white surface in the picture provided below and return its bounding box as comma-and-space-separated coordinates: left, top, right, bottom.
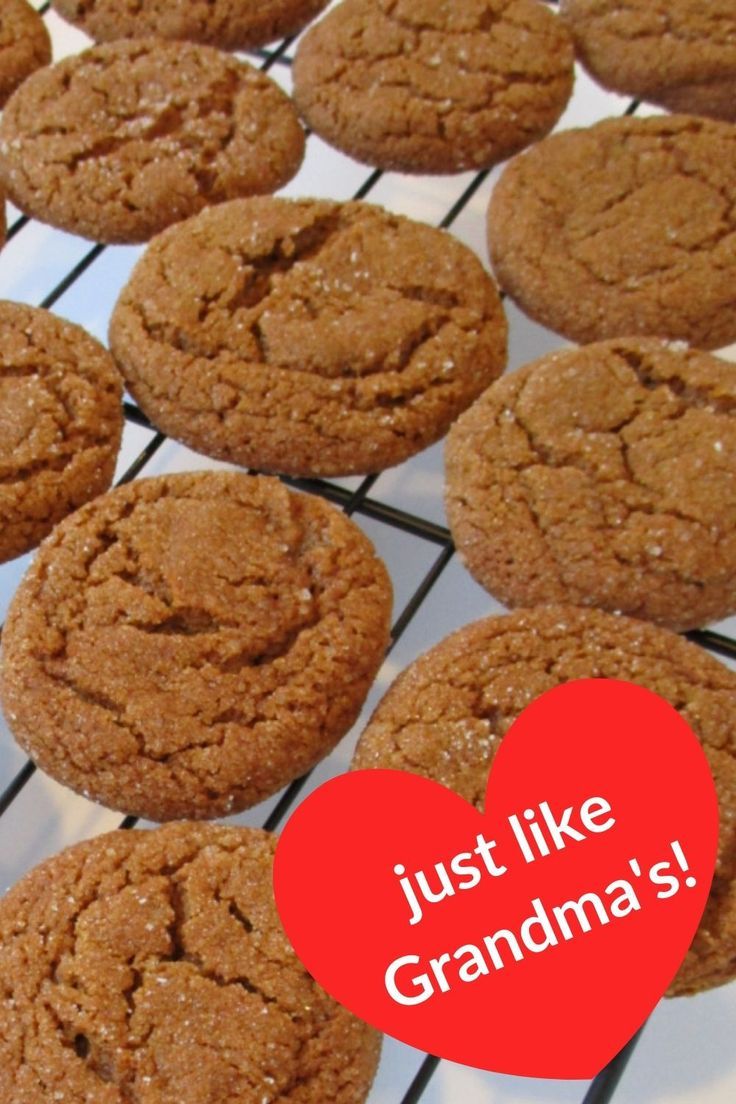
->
0, 5, 735, 1104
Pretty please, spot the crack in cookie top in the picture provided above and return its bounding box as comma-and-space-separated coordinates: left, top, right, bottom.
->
0, 471, 393, 820
0, 38, 305, 244
292, 0, 575, 174
0, 823, 381, 1103
52, 0, 331, 51
109, 196, 508, 477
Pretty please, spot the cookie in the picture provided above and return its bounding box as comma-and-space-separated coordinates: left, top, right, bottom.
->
445, 337, 736, 631
487, 114, 736, 350
561, 0, 736, 122
0, 301, 123, 565
353, 604, 736, 996
0, 822, 381, 1102
0, 38, 305, 245
292, 0, 575, 174
109, 196, 508, 477
0, 471, 392, 821
0, 0, 51, 108
52, 0, 330, 51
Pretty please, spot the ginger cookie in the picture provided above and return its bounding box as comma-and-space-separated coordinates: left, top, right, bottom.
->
0, 39, 305, 245
353, 604, 736, 996
0, 471, 392, 821
445, 337, 736, 631
52, 0, 330, 51
0, 822, 381, 1103
0, 0, 51, 108
292, 0, 575, 174
109, 196, 508, 477
561, 0, 736, 122
0, 301, 123, 565
487, 114, 736, 350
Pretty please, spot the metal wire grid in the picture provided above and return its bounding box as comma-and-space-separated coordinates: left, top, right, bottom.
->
0, 4, 734, 1103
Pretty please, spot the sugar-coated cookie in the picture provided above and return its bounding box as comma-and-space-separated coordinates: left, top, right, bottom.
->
110, 196, 508, 476
487, 115, 736, 349
0, 471, 393, 820
0, 39, 304, 244
561, 0, 736, 122
0, 0, 51, 108
52, 0, 329, 51
0, 301, 123, 564
353, 605, 736, 995
445, 337, 736, 631
0, 822, 381, 1102
292, 0, 575, 174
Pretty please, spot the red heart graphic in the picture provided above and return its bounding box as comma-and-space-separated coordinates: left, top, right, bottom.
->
273, 680, 719, 1079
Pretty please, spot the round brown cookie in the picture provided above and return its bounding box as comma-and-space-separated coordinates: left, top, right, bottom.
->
0, 822, 381, 1103
0, 301, 123, 565
109, 196, 508, 478
292, 0, 575, 175
0, 0, 51, 108
0, 471, 392, 821
0, 38, 305, 245
353, 604, 736, 996
560, 0, 736, 122
445, 337, 736, 631
487, 114, 736, 350
52, 0, 330, 51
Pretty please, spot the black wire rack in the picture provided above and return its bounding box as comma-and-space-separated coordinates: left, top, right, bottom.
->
1, 4, 735, 1103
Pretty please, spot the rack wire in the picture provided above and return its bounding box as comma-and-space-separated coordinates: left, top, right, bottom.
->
1, 5, 735, 1103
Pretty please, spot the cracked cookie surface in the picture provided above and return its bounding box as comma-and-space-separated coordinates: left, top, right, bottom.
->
109, 196, 507, 477
445, 337, 736, 630
0, 38, 305, 245
292, 0, 574, 174
0, 300, 123, 564
0, 471, 393, 820
487, 114, 736, 349
52, 0, 330, 50
352, 605, 736, 995
0, 0, 51, 108
561, 0, 736, 121
0, 822, 381, 1103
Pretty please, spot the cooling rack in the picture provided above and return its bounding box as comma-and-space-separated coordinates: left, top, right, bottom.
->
1, 4, 735, 1103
